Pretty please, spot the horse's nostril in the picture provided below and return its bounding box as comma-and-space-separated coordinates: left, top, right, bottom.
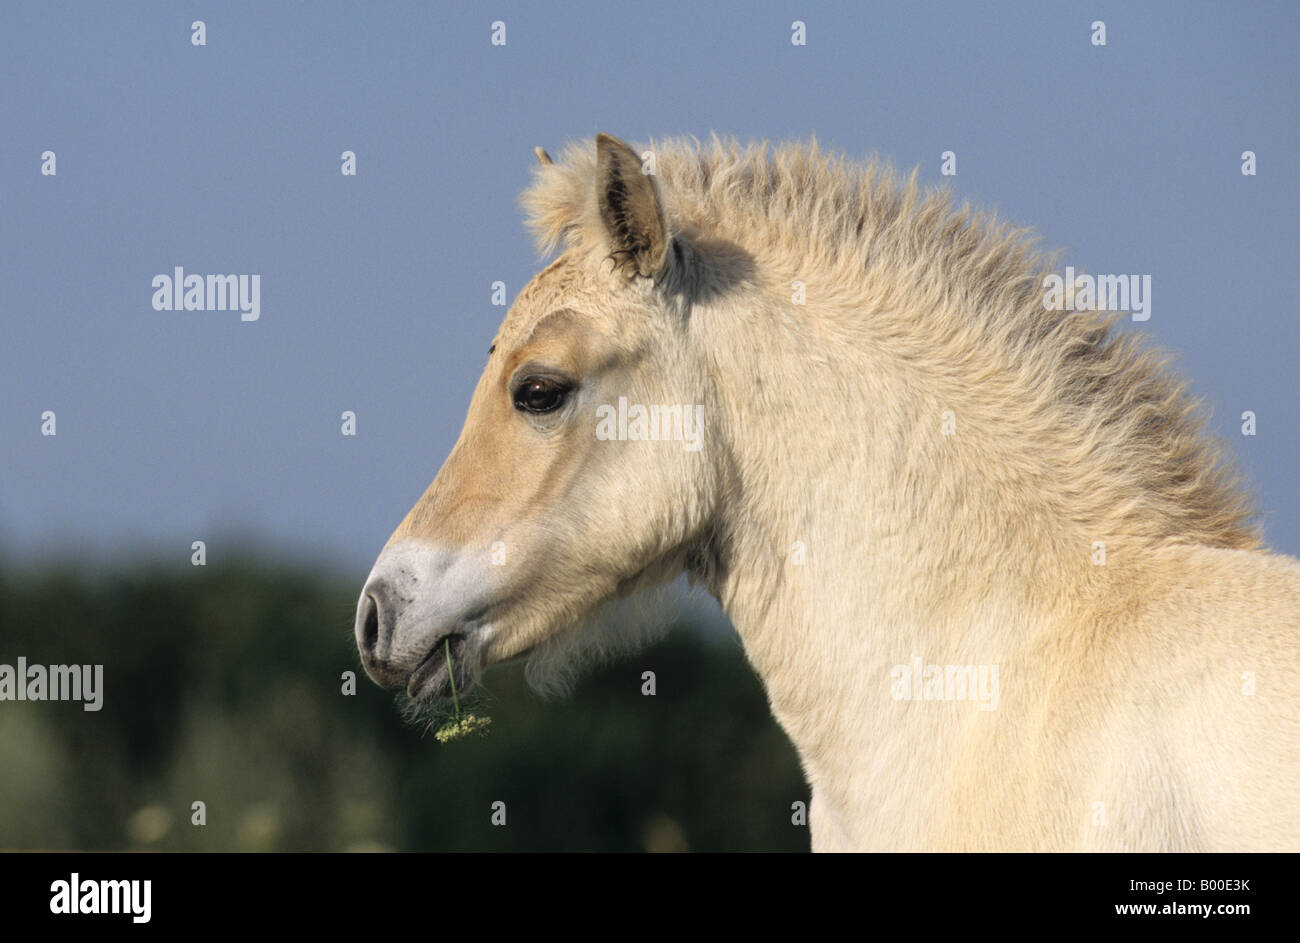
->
361, 593, 380, 656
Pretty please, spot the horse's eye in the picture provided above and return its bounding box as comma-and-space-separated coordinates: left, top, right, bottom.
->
513, 376, 570, 414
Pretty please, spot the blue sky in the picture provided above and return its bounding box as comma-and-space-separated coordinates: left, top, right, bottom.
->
2, 1, 1297, 577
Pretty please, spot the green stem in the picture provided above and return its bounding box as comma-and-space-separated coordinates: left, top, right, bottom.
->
445, 636, 460, 718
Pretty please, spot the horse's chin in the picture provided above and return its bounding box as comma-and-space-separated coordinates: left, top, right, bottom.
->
402, 632, 479, 703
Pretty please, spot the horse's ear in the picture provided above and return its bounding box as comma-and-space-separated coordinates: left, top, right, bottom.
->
595, 133, 670, 279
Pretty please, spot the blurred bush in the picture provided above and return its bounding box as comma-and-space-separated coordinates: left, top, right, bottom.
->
0, 557, 808, 851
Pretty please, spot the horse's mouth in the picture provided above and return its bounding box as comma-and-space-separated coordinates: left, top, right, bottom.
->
406, 632, 472, 702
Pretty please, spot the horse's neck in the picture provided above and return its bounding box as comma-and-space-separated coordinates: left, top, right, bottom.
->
702, 293, 1098, 835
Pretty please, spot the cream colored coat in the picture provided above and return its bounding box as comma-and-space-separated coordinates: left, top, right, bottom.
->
355, 133, 1299, 851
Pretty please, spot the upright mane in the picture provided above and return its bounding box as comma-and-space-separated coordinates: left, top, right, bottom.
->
522, 135, 1259, 551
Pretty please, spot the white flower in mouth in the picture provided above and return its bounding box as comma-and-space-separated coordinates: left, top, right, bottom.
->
433, 636, 491, 744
